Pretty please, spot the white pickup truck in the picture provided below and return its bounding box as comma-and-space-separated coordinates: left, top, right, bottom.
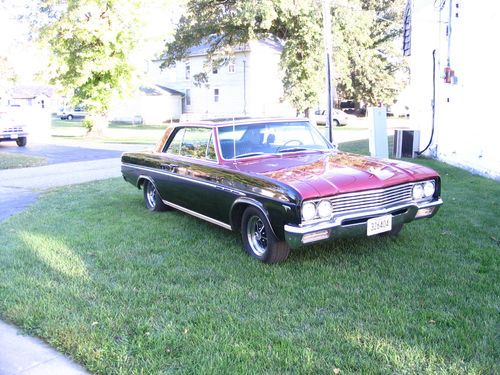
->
0, 111, 28, 147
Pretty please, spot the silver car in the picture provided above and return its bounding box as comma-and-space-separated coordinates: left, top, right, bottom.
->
59, 106, 88, 120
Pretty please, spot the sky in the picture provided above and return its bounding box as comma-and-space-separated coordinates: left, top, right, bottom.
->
0, 2, 49, 84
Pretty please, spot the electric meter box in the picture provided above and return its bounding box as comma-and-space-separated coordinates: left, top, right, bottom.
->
394, 129, 420, 158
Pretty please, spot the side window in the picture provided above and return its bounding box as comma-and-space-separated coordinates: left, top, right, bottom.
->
166, 128, 185, 155
166, 127, 216, 161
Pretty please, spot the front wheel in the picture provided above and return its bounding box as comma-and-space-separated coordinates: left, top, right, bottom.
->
241, 206, 290, 263
16, 137, 27, 147
143, 180, 168, 211
67, 114, 74, 120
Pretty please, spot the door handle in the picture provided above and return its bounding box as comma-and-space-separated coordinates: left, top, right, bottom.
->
160, 163, 178, 171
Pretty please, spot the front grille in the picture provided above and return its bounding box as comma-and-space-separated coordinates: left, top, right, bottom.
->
1, 127, 23, 133
329, 183, 413, 214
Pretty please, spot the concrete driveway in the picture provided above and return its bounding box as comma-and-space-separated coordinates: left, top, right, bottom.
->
0, 141, 149, 221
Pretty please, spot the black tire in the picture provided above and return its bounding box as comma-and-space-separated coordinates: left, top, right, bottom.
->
332, 119, 340, 127
241, 206, 290, 263
379, 223, 403, 237
16, 137, 27, 147
143, 180, 169, 211
67, 114, 74, 120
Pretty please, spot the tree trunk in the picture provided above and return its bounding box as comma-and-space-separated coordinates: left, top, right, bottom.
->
86, 113, 109, 137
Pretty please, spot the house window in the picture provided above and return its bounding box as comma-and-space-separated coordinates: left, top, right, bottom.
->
212, 67, 218, 74
214, 88, 219, 103
185, 62, 191, 80
228, 62, 235, 73
185, 89, 191, 106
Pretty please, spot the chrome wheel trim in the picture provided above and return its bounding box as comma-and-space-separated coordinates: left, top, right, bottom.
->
146, 183, 156, 208
247, 215, 268, 257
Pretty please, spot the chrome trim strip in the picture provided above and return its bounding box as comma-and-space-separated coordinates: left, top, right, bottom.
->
123, 163, 219, 189
286, 198, 443, 234
161, 199, 232, 230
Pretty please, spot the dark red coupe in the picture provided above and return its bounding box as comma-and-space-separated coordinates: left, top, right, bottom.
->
121, 118, 442, 263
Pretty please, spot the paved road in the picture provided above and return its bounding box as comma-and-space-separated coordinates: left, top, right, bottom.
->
0, 143, 123, 164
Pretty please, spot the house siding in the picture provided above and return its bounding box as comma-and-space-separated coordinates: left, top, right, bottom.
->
408, 0, 500, 180
155, 40, 294, 119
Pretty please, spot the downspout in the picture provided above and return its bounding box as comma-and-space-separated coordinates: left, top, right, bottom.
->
416, 49, 436, 156
243, 59, 247, 115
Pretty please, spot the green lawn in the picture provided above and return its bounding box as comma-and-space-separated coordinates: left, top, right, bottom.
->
0, 140, 498, 374
50, 118, 162, 145
0, 152, 48, 169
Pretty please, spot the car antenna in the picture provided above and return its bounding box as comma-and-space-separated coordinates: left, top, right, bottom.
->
232, 115, 236, 161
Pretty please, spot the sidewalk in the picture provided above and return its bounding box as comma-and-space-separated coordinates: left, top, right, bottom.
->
0, 321, 88, 375
0, 158, 124, 375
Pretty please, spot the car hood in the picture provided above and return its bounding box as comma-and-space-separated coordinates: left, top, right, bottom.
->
234, 151, 439, 200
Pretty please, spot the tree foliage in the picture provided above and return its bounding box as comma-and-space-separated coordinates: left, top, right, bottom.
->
35, 0, 141, 121
31, 0, 176, 131
0, 56, 18, 86
162, 0, 406, 111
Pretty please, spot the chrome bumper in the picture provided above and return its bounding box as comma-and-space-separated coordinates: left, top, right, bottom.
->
284, 198, 443, 248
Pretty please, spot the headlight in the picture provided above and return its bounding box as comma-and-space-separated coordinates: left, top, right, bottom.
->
318, 200, 333, 219
317, 200, 333, 218
412, 184, 424, 200
302, 202, 316, 221
423, 181, 435, 197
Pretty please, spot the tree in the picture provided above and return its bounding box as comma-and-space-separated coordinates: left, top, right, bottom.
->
0, 56, 18, 86
162, 0, 406, 113
29, 0, 177, 133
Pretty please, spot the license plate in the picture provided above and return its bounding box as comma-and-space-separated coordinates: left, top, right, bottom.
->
10, 134, 18, 139
367, 215, 392, 236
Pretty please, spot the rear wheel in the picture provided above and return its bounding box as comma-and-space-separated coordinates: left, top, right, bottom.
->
241, 206, 290, 263
143, 180, 168, 211
332, 119, 340, 127
67, 114, 74, 120
16, 137, 27, 147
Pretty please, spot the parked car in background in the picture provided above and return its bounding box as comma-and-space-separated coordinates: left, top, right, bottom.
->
59, 106, 88, 120
121, 118, 443, 263
0, 110, 28, 147
314, 109, 352, 126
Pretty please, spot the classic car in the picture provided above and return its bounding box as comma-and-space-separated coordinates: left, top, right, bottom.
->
121, 118, 442, 263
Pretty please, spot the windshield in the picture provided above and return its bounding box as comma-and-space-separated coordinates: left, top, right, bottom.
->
217, 121, 333, 160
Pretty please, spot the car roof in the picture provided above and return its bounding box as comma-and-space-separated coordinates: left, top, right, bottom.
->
175, 117, 309, 128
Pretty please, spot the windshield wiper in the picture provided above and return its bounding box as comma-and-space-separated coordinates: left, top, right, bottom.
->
235, 152, 265, 159
277, 147, 308, 153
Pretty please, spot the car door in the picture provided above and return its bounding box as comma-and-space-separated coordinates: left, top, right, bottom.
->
156, 126, 230, 222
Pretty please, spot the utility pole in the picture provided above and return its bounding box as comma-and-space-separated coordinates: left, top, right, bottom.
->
322, 0, 335, 143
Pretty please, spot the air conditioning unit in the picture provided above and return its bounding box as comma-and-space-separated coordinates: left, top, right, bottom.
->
393, 129, 420, 158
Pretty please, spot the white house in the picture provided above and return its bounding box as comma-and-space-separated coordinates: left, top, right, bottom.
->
148, 39, 295, 120
404, 0, 500, 180
8, 85, 56, 111
109, 85, 183, 124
